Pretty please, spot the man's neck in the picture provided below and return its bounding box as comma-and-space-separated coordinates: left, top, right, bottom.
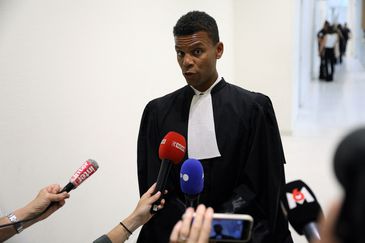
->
191, 75, 220, 94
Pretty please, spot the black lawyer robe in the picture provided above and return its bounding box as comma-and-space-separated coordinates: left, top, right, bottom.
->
136, 79, 293, 243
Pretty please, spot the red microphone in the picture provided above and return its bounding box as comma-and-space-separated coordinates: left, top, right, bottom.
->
151, 131, 186, 212
61, 159, 99, 193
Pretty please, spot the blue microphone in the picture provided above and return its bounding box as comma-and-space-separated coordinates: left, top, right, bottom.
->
180, 158, 204, 208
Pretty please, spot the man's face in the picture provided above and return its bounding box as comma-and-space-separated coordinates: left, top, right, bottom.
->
174, 31, 223, 92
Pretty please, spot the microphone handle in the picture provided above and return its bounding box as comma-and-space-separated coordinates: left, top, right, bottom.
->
60, 182, 75, 193
150, 159, 172, 213
303, 222, 320, 242
184, 194, 200, 209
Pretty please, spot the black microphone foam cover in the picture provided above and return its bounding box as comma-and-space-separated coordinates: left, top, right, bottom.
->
282, 180, 322, 235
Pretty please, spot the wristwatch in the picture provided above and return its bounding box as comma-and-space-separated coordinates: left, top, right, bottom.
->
7, 212, 24, 233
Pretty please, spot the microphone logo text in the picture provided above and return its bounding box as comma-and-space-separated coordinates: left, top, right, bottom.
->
286, 187, 315, 209
172, 141, 186, 153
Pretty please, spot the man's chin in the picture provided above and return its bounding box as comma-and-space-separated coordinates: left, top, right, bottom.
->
185, 79, 199, 88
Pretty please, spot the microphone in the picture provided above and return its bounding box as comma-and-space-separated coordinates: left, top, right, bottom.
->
180, 158, 204, 208
281, 180, 322, 242
334, 128, 365, 243
61, 159, 99, 193
150, 131, 186, 213
0, 159, 99, 228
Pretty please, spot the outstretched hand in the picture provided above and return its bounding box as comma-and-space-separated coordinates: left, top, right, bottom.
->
170, 204, 213, 243
24, 184, 70, 222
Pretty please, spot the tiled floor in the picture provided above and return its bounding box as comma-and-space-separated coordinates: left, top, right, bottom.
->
282, 57, 365, 242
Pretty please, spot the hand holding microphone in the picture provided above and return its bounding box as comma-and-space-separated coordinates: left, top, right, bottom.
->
150, 131, 186, 213
0, 159, 98, 241
0, 158, 99, 235
24, 184, 70, 223
43, 159, 99, 214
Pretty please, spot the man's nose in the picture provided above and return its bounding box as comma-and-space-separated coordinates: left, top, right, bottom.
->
182, 54, 193, 67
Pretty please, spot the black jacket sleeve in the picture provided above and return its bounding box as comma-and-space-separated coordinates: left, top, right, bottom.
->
219, 95, 291, 243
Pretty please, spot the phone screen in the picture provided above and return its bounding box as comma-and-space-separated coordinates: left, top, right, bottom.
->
209, 218, 246, 240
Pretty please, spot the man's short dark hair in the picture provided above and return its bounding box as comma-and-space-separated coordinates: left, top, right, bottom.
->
173, 11, 220, 44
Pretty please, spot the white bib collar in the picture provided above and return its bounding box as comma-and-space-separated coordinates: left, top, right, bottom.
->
187, 76, 222, 160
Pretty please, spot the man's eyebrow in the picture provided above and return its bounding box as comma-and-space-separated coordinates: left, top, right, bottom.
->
175, 41, 205, 49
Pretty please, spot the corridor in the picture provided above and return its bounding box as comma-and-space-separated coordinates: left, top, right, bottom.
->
282, 57, 365, 242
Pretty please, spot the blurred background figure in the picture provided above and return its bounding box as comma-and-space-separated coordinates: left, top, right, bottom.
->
336, 24, 345, 64
341, 23, 351, 56
319, 25, 339, 81
314, 127, 365, 243
318, 20, 330, 80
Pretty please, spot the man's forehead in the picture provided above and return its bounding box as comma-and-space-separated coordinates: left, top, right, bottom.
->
174, 31, 213, 47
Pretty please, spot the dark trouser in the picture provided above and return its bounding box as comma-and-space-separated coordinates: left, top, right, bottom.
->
319, 56, 326, 80
324, 48, 335, 81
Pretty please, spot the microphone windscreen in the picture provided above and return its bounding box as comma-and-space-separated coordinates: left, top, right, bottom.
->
282, 180, 322, 234
180, 159, 204, 195
159, 131, 186, 164
70, 159, 99, 188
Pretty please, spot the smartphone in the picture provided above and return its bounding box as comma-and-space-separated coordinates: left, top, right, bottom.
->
208, 213, 254, 242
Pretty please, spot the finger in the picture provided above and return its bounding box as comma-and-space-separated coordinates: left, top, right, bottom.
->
146, 183, 157, 195
47, 184, 61, 194
169, 220, 182, 243
156, 199, 165, 210
148, 191, 161, 204
179, 207, 194, 240
188, 205, 206, 242
198, 207, 213, 243
48, 191, 70, 202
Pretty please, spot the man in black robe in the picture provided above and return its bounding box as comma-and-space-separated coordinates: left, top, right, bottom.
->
137, 11, 293, 243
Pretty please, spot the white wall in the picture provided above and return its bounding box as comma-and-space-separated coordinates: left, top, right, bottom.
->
0, 1, 235, 242
349, 0, 365, 64
233, 0, 300, 133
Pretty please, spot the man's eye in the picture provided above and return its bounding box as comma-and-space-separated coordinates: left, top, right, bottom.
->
176, 51, 184, 57
193, 49, 202, 55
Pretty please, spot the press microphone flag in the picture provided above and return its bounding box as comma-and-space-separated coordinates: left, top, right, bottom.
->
61, 159, 99, 193
282, 180, 322, 242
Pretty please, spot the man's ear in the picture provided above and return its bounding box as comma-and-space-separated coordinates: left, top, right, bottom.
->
216, 42, 224, 59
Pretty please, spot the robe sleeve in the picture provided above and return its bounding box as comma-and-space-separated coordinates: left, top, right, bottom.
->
137, 101, 160, 196
218, 94, 287, 242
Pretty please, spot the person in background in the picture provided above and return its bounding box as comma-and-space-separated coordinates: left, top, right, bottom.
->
341, 23, 351, 56
318, 21, 330, 80
336, 24, 345, 64
320, 25, 339, 81
314, 127, 365, 243
0, 184, 70, 242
